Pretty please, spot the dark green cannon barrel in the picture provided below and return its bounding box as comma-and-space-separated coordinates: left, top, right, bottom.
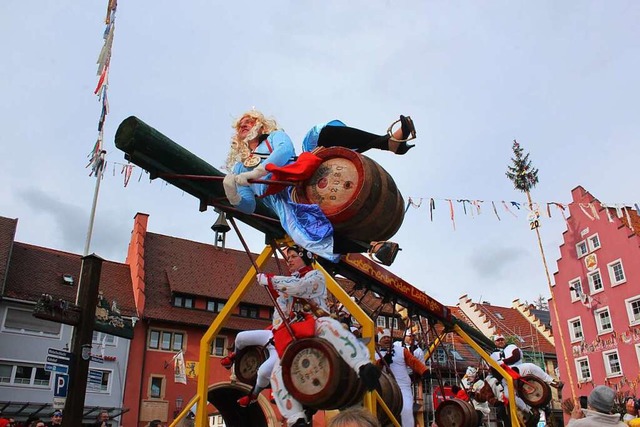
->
114, 116, 285, 239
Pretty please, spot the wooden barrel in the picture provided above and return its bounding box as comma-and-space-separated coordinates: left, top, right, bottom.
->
517, 375, 551, 408
292, 147, 404, 242
233, 345, 268, 386
435, 398, 478, 427
281, 338, 362, 409
375, 370, 403, 426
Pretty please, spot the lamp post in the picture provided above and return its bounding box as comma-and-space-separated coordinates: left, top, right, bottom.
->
174, 395, 183, 419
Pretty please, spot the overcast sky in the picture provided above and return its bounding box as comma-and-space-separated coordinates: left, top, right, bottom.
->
1, 1, 638, 308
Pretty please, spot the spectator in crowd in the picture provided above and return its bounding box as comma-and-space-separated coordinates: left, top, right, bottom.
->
567, 385, 626, 426
149, 420, 163, 427
327, 407, 381, 427
623, 398, 638, 422
94, 410, 111, 426
45, 410, 62, 427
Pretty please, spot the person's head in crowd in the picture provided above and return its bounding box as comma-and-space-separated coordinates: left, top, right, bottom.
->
50, 410, 63, 425
327, 407, 381, 427
493, 334, 506, 348
587, 385, 616, 414
285, 245, 315, 272
626, 397, 638, 416
97, 409, 110, 425
377, 328, 391, 347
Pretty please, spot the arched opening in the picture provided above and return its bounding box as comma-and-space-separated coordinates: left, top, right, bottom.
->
205, 382, 279, 427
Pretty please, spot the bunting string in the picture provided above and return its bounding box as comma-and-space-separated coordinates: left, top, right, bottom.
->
87, 0, 120, 177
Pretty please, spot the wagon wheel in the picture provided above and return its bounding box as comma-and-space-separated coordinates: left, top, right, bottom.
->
517, 374, 551, 408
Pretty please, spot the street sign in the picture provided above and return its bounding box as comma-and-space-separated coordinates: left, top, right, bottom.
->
45, 363, 69, 374
54, 373, 68, 398
88, 370, 103, 385
53, 397, 66, 410
46, 355, 70, 366
48, 348, 73, 359
90, 355, 104, 364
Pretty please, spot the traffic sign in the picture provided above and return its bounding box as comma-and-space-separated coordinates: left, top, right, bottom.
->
48, 348, 73, 359
45, 363, 68, 374
53, 397, 66, 410
47, 355, 70, 366
54, 373, 68, 398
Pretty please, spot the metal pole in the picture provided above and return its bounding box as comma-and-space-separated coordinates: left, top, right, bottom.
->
83, 150, 106, 256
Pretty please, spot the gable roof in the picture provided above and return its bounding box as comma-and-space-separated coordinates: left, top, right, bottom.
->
140, 232, 282, 328
0, 216, 17, 290
469, 302, 555, 354
4, 242, 136, 317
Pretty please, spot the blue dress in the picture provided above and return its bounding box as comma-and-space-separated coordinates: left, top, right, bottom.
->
231, 130, 339, 262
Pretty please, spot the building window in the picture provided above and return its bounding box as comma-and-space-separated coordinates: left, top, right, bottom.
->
587, 234, 601, 251
376, 317, 386, 328
568, 317, 583, 343
575, 241, 588, 258
608, 259, 626, 286
603, 350, 622, 377
2, 307, 61, 337
209, 337, 227, 357
239, 305, 259, 319
149, 376, 165, 399
625, 296, 640, 326
87, 369, 111, 393
148, 329, 185, 351
173, 295, 194, 308
569, 278, 583, 302
206, 300, 225, 313
594, 307, 613, 334
92, 331, 116, 346
575, 357, 591, 382
587, 270, 603, 294
0, 362, 51, 387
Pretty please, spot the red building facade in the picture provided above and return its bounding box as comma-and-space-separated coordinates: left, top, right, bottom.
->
550, 186, 640, 404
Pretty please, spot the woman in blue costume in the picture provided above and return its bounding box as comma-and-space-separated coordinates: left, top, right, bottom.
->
222, 110, 416, 261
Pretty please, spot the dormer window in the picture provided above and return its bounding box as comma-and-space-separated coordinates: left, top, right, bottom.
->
173, 294, 194, 308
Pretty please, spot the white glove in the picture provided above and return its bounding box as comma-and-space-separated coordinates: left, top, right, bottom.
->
236, 165, 267, 186
223, 173, 241, 205
256, 273, 269, 286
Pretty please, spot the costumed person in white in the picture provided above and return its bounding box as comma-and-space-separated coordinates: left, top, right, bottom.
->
219, 329, 277, 407
486, 367, 532, 420
490, 334, 522, 367
376, 329, 430, 427
258, 245, 380, 427
490, 334, 563, 390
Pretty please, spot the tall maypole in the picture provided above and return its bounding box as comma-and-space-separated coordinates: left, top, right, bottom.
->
505, 139, 576, 401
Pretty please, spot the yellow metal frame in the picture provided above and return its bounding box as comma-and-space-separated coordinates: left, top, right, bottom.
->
171, 244, 402, 427
453, 324, 521, 427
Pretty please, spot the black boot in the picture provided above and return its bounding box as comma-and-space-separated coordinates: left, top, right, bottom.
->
359, 363, 382, 391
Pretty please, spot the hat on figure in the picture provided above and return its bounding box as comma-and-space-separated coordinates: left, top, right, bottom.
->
377, 328, 391, 341
493, 334, 505, 341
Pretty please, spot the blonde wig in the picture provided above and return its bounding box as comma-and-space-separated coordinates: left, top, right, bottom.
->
224, 110, 279, 171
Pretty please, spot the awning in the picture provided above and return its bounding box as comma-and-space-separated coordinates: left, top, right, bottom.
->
0, 402, 129, 422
